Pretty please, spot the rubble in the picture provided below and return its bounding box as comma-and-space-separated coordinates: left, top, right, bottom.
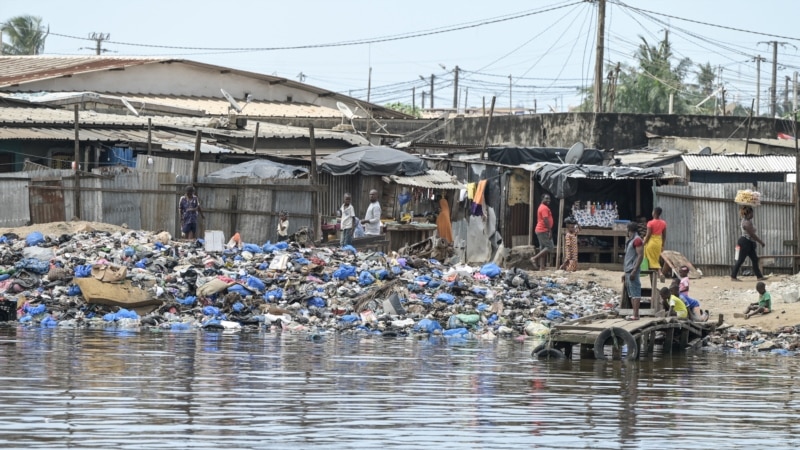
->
0, 226, 626, 340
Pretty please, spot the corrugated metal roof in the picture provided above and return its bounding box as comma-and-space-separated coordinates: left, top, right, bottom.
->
119, 94, 343, 118
682, 154, 796, 173
749, 138, 800, 150
0, 106, 368, 145
0, 126, 239, 153
384, 170, 465, 190
0, 56, 410, 119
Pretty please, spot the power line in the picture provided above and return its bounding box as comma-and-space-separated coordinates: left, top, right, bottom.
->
46, 2, 582, 52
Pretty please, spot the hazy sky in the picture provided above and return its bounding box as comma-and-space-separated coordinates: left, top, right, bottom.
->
3, 0, 799, 112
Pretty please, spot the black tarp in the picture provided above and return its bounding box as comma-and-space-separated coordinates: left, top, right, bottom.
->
318, 146, 428, 176
487, 146, 604, 166
535, 163, 667, 199
207, 159, 308, 179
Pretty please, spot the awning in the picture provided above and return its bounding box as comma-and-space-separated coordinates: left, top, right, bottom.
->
383, 169, 464, 190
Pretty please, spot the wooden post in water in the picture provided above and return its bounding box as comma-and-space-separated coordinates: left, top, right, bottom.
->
555, 197, 565, 268
480, 96, 496, 160
73, 105, 81, 219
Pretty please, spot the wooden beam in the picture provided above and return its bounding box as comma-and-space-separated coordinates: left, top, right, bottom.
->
73, 105, 81, 219
192, 129, 201, 186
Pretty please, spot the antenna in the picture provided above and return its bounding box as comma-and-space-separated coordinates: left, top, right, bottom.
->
564, 142, 585, 164
221, 88, 242, 113
337, 102, 355, 120
120, 97, 139, 117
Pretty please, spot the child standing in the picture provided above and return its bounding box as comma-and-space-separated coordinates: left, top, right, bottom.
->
559, 217, 579, 272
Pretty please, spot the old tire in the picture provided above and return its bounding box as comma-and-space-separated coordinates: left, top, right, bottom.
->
594, 327, 639, 360
534, 347, 565, 360
531, 343, 546, 357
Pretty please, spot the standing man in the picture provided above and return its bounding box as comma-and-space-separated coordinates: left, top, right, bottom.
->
623, 222, 645, 321
340, 193, 356, 247
179, 185, 204, 240
530, 194, 554, 270
276, 211, 289, 241
362, 189, 382, 236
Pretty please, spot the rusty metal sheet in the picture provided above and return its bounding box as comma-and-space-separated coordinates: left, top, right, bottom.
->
29, 179, 65, 224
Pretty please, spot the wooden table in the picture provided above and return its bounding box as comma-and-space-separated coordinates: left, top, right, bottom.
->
385, 224, 437, 252
561, 227, 627, 267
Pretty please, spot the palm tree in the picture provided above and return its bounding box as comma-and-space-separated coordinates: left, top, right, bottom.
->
1, 15, 48, 55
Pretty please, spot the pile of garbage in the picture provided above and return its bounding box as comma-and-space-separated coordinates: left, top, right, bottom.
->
0, 226, 621, 340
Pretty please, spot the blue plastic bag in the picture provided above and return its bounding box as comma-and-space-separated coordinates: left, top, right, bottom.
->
41, 316, 57, 328
170, 322, 191, 331
307, 297, 326, 308
420, 295, 433, 304
373, 269, 389, 280
436, 293, 455, 305
340, 314, 360, 323
479, 263, 502, 278
116, 308, 139, 320
273, 242, 289, 250
333, 264, 356, 280
443, 327, 469, 337
541, 296, 556, 306
246, 276, 266, 292
135, 258, 148, 269
243, 243, 263, 253
74, 264, 92, 278
15, 258, 50, 274
358, 271, 375, 286
545, 310, 563, 320
177, 296, 196, 306
227, 284, 250, 295
264, 288, 283, 302
414, 275, 432, 285
413, 318, 443, 333
24, 304, 46, 315
25, 232, 44, 247
232, 302, 245, 313
124, 246, 136, 257
67, 285, 81, 296
294, 257, 310, 265
202, 306, 221, 316
341, 244, 357, 254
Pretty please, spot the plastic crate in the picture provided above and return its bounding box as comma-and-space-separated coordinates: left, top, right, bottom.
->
0, 300, 17, 322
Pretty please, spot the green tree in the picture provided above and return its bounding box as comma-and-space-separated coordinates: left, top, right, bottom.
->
578, 35, 693, 114
384, 102, 421, 118
1, 15, 48, 55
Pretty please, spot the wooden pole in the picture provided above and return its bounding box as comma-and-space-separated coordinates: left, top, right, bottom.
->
593, 0, 606, 113
73, 105, 81, 219
744, 99, 755, 155
192, 129, 201, 186
147, 118, 152, 156
528, 173, 535, 246
480, 96, 496, 160
555, 197, 565, 268
309, 124, 321, 241
795, 111, 799, 273
252, 122, 260, 152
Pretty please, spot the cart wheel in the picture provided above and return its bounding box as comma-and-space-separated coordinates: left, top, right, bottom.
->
594, 327, 639, 360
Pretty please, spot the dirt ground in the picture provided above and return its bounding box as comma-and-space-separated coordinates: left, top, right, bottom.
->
548, 267, 800, 333
0, 221, 129, 237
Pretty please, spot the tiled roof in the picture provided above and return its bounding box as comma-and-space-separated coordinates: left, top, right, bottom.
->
682, 154, 796, 173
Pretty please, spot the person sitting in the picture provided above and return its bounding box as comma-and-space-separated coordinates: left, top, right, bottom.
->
660, 286, 688, 319
676, 266, 708, 322
743, 281, 771, 320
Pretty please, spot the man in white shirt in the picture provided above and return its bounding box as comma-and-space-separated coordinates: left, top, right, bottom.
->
362, 189, 382, 236
340, 193, 356, 246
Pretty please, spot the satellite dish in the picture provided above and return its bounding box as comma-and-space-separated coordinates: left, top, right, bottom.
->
121, 97, 139, 117
699, 146, 712, 155
221, 88, 242, 113
565, 142, 585, 164
337, 102, 355, 120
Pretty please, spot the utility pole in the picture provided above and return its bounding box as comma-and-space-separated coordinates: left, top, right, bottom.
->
463, 87, 469, 112
754, 55, 765, 116
509, 75, 513, 114
422, 91, 426, 110
759, 41, 788, 117
412, 86, 416, 112
430, 74, 435, 109
715, 65, 722, 116
367, 67, 372, 103
88, 32, 110, 55
794, 71, 798, 113
786, 76, 791, 113
452, 66, 459, 109
593, 0, 606, 113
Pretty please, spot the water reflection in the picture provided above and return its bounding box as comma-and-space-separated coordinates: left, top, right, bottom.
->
0, 326, 799, 448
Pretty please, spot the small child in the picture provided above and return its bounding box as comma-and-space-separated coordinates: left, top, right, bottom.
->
277, 211, 289, 241
661, 286, 688, 319
743, 281, 771, 319
677, 266, 708, 322
559, 217, 579, 272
